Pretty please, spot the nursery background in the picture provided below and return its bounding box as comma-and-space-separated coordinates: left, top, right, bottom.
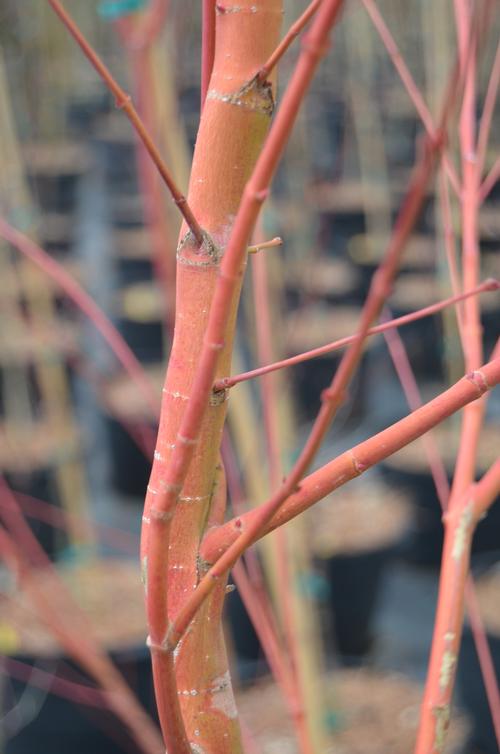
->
0, 1, 499, 753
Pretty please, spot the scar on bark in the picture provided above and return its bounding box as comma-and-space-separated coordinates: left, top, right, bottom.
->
177, 229, 221, 267
207, 75, 275, 117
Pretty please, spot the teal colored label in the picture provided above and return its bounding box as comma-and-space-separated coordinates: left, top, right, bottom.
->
98, 0, 147, 19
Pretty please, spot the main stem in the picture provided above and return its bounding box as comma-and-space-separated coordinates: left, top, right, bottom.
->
142, 4, 282, 752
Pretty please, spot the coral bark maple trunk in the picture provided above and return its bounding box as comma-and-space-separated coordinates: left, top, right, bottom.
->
142, 3, 283, 751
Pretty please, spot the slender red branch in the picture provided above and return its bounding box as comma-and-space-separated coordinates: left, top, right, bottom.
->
136, 0, 170, 48
361, 0, 461, 196
464, 581, 500, 748
165, 51, 463, 645
480, 156, 500, 202
251, 230, 313, 754
146, 0, 347, 649
232, 561, 296, 704
258, 0, 323, 81
438, 169, 466, 345
46, 0, 203, 245
384, 320, 500, 752
2, 491, 137, 556
476, 40, 500, 176
0, 492, 163, 754
201, 0, 216, 108
0, 218, 159, 417
448, 0, 484, 519
414, 461, 500, 754
214, 280, 498, 391
177, 358, 500, 639
382, 309, 451, 508
247, 236, 283, 254
2, 657, 107, 710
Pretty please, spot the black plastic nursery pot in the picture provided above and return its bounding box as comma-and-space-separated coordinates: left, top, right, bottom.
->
3, 467, 69, 560
3, 644, 157, 754
112, 230, 154, 287
225, 587, 266, 683
109, 195, 146, 230
65, 93, 111, 136
118, 316, 165, 364
285, 257, 362, 310
347, 234, 437, 304
92, 120, 139, 195
105, 415, 156, 498
293, 351, 369, 425
319, 208, 368, 257
388, 309, 444, 382
116, 282, 167, 364
320, 545, 395, 660
116, 256, 154, 288
103, 366, 163, 499
24, 143, 88, 216
458, 627, 500, 754
39, 214, 75, 259
380, 461, 500, 567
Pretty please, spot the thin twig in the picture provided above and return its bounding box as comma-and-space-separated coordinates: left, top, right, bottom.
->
258, 0, 323, 81
214, 280, 498, 390
476, 39, 500, 177
361, 0, 461, 196
480, 156, 500, 202
46, 0, 203, 245
203, 355, 500, 556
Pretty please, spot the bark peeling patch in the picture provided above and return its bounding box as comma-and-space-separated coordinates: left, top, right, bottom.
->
452, 502, 474, 561
207, 76, 275, 117
439, 650, 456, 690
433, 704, 450, 753
216, 3, 259, 12
190, 745, 207, 754
210, 671, 238, 719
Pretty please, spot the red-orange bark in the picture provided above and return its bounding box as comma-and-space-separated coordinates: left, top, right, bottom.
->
142, 3, 283, 751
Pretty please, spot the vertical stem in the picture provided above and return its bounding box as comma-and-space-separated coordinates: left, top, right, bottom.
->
143, 4, 283, 752
414, 463, 500, 754
201, 0, 216, 108
251, 229, 317, 754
